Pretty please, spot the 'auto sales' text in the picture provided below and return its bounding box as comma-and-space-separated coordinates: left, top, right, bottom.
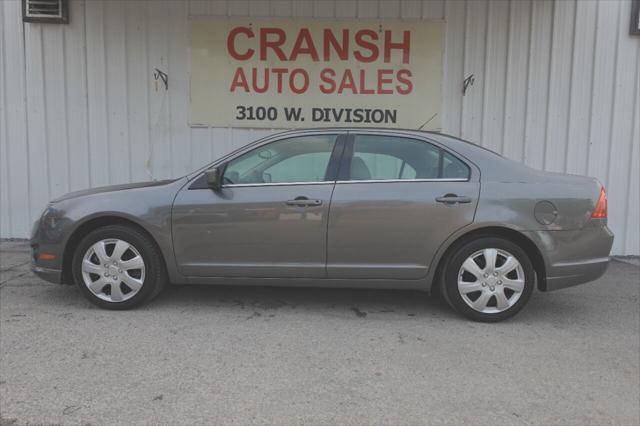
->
226, 26, 413, 96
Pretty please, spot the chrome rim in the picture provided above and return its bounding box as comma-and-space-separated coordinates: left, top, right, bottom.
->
457, 248, 525, 314
81, 239, 145, 303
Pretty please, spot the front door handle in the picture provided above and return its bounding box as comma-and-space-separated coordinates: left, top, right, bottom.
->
286, 197, 322, 207
436, 194, 472, 204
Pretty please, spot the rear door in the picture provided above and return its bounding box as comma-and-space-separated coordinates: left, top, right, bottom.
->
326, 132, 480, 279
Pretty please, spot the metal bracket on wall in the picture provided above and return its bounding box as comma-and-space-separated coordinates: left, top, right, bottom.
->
154, 68, 168, 91
463, 74, 475, 96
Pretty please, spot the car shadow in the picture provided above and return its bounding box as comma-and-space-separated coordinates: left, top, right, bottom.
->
14, 277, 458, 320
17, 275, 584, 324
150, 284, 458, 320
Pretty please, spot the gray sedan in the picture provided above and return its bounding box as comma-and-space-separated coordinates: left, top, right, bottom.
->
30, 129, 613, 321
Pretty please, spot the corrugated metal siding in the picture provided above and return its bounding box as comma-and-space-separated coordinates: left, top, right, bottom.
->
1, 0, 638, 254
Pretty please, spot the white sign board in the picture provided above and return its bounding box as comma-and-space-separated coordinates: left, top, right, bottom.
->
190, 18, 443, 129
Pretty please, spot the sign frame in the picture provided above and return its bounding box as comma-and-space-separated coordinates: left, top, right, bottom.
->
188, 17, 445, 130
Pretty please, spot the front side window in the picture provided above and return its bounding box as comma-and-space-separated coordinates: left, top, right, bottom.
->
224, 135, 338, 185
348, 135, 470, 181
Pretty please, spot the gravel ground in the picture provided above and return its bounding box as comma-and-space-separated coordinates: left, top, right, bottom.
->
1, 240, 639, 425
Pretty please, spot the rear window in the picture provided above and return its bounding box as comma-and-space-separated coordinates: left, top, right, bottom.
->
349, 135, 470, 181
442, 151, 470, 179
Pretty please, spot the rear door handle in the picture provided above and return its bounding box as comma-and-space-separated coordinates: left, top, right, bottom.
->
435, 194, 472, 204
286, 197, 322, 207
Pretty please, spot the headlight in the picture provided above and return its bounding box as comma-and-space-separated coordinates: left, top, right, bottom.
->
41, 205, 59, 228
39, 205, 67, 241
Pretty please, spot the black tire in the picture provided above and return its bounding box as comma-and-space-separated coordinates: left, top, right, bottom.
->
442, 236, 535, 322
71, 224, 167, 310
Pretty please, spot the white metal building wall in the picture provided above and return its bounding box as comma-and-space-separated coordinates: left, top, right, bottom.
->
1, 0, 638, 254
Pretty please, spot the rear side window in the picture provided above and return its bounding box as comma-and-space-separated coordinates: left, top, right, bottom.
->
442, 151, 470, 179
348, 135, 470, 181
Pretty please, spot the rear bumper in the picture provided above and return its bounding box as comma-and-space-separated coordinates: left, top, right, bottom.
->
544, 256, 610, 291
524, 224, 614, 291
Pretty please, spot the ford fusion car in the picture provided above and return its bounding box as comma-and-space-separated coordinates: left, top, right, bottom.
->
30, 129, 613, 321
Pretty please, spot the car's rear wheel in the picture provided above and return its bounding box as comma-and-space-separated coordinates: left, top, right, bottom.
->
71, 224, 166, 309
442, 237, 535, 322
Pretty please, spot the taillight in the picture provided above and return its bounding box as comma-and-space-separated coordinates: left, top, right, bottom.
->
591, 187, 607, 219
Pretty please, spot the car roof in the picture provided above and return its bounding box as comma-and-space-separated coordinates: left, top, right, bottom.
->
188, 127, 538, 183
272, 128, 544, 183
269, 127, 505, 162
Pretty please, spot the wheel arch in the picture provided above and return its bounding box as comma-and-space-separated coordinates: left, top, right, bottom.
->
61, 215, 167, 284
430, 226, 548, 293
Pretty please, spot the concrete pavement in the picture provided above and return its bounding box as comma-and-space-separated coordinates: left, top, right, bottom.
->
1, 240, 639, 425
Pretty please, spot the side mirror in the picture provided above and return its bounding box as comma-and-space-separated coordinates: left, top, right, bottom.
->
205, 167, 222, 190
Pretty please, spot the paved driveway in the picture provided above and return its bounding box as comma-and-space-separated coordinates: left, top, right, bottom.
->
1, 240, 639, 425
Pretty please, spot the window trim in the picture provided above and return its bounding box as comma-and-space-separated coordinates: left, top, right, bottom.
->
188, 133, 346, 190
335, 178, 469, 185
339, 133, 472, 183
221, 181, 335, 188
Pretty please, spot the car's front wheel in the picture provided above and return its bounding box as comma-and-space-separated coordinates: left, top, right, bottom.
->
442, 236, 535, 322
71, 224, 166, 309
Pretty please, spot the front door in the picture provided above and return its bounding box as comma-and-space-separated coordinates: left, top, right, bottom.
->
327, 133, 480, 280
172, 133, 344, 278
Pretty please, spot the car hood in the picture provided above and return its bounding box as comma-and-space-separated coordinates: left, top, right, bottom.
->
51, 179, 178, 203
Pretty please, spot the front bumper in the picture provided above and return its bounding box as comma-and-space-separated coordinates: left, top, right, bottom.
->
30, 215, 66, 284
31, 264, 63, 284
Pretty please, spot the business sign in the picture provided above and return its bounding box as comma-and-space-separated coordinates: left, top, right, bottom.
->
190, 18, 443, 129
